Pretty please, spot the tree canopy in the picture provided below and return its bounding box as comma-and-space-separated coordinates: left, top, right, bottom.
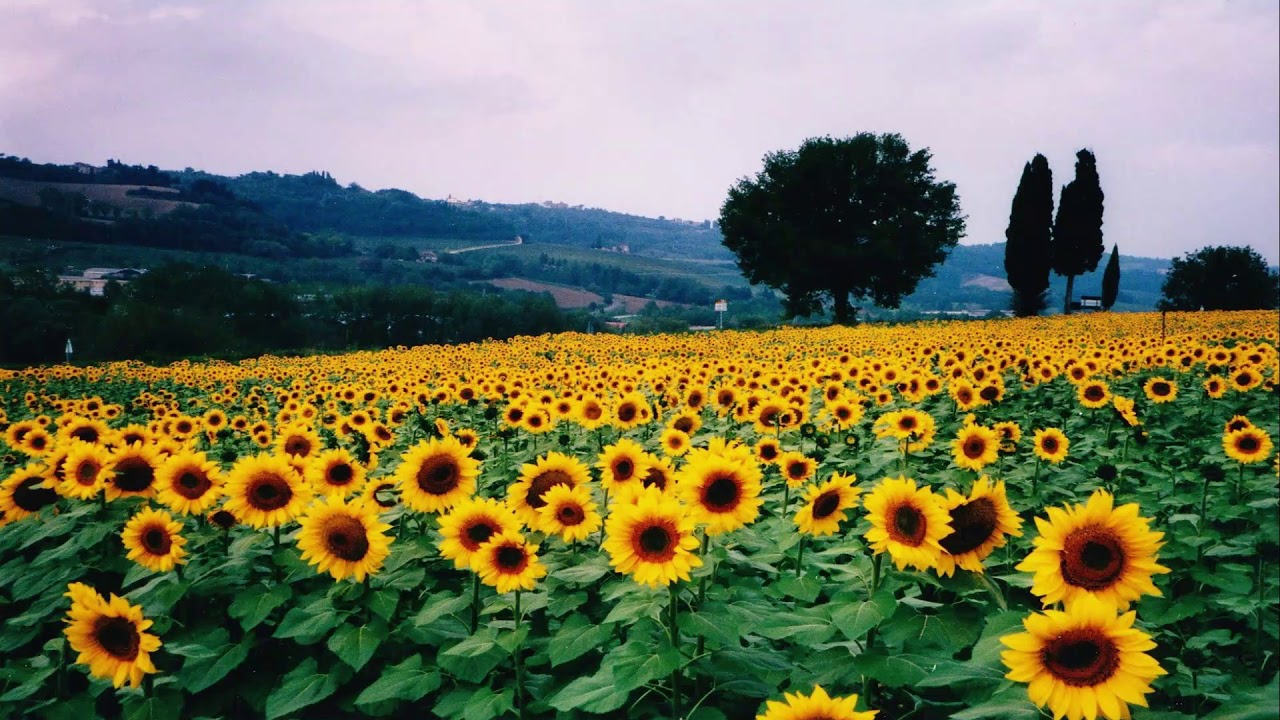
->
1004, 153, 1054, 316
1158, 245, 1279, 311
1052, 149, 1105, 313
718, 133, 965, 324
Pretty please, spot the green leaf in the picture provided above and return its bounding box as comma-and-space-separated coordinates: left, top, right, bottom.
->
547, 668, 631, 714
178, 636, 253, 693
122, 690, 185, 720
849, 652, 934, 687
602, 591, 665, 625
831, 590, 895, 641
229, 584, 292, 631
327, 619, 388, 671
755, 608, 836, 645
273, 605, 340, 644
462, 686, 515, 720
555, 555, 611, 584
264, 658, 342, 720
949, 697, 1040, 719
441, 630, 498, 658
412, 593, 471, 628
602, 641, 681, 692
367, 589, 400, 622
548, 616, 614, 667
354, 655, 441, 707
1202, 677, 1280, 719
0, 665, 56, 702
774, 574, 822, 602
683, 609, 742, 648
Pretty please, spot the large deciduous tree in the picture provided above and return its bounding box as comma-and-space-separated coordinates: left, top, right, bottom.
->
1158, 245, 1279, 311
718, 133, 965, 324
1004, 154, 1054, 316
1101, 244, 1120, 310
1052, 149, 1105, 314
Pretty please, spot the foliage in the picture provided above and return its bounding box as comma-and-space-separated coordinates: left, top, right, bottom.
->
719, 133, 966, 324
1158, 245, 1280, 312
1052, 149, 1105, 314
1003, 154, 1053, 317
1102, 244, 1121, 310
0, 311, 1275, 719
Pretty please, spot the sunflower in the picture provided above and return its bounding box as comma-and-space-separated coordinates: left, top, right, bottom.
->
154, 450, 223, 515
1230, 366, 1261, 392
1077, 380, 1111, 410
59, 444, 114, 500
934, 477, 1022, 577
455, 428, 480, 451
862, 476, 952, 571
794, 472, 861, 537
777, 451, 817, 488
438, 497, 521, 569
1202, 374, 1227, 399
1002, 594, 1166, 720
58, 416, 111, 446
393, 436, 480, 514
1142, 377, 1177, 404
1111, 396, 1140, 427
536, 483, 603, 543
669, 410, 702, 435
276, 423, 321, 460
1032, 428, 1069, 464
223, 453, 312, 528
826, 399, 865, 430
951, 423, 1000, 472
755, 684, 877, 720
659, 428, 692, 457
63, 584, 162, 689
305, 448, 367, 498
598, 439, 652, 493
950, 379, 980, 411
105, 442, 166, 501
471, 530, 547, 593
0, 465, 59, 522
111, 424, 153, 448
509, 451, 592, 527
522, 407, 554, 434
631, 454, 678, 497
1223, 426, 1273, 464
993, 421, 1021, 452
1017, 489, 1169, 609
755, 438, 782, 465
574, 396, 608, 430
3, 420, 38, 452
603, 487, 702, 587
121, 507, 187, 572
612, 392, 651, 430
20, 427, 53, 456
296, 496, 393, 582
678, 454, 763, 535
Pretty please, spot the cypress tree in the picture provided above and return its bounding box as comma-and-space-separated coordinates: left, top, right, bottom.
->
1004, 154, 1054, 316
1052, 149, 1105, 314
1101, 244, 1120, 310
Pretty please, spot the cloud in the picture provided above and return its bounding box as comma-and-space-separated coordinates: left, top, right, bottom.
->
0, 0, 1275, 262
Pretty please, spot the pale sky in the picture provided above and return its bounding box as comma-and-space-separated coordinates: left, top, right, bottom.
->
1, 0, 1276, 263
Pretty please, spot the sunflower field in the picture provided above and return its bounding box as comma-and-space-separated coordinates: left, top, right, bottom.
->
0, 311, 1277, 720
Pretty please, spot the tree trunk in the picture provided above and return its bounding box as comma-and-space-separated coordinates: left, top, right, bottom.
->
832, 290, 857, 325
1063, 274, 1075, 315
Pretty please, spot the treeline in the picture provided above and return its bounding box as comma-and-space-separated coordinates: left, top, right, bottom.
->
480, 203, 728, 259
0, 155, 173, 187
0, 264, 581, 366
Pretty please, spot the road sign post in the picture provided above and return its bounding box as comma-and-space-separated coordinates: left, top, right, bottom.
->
714, 300, 728, 330
65, 338, 73, 364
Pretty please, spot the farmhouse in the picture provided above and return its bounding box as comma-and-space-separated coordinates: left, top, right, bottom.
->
57, 267, 146, 296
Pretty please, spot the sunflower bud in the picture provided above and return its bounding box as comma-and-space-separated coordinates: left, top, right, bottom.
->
1096, 463, 1118, 482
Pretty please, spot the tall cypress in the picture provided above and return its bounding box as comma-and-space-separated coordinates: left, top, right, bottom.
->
1101, 244, 1120, 310
1004, 154, 1054, 316
1052, 149, 1105, 314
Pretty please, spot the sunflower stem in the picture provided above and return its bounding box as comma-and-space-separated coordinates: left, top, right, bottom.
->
794, 535, 806, 577
667, 583, 683, 720
1235, 462, 1245, 501
781, 484, 790, 519
469, 573, 481, 635
1199, 472, 1212, 531
1257, 554, 1267, 678
695, 532, 709, 664
870, 552, 883, 595
514, 589, 527, 720
1031, 457, 1041, 499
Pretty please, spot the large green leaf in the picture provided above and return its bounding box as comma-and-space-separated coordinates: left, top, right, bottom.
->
177, 636, 253, 693
273, 604, 340, 644
229, 584, 292, 631
327, 619, 388, 671
546, 668, 631, 714
264, 658, 342, 720
831, 590, 896, 641
354, 655, 441, 707
548, 616, 614, 667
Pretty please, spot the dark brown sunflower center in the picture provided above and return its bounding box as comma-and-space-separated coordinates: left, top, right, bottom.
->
527, 470, 572, 509
496, 545, 528, 572
892, 504, 926, 545
247, 473, 293, 511
465, 521, 496, 548
703, 475, 741, 511
899, 417, 917, 431
1152, 382, 1170, 396
674, 418, 694, 433
29, 435, 47, 450
324, 515, 370, 561
613, 459, 635, 481
327, 463, 355, 486
787, 462, 806, 479
1060, 527, 1126, 589
1237, 436, 1259, 453
71, 427, 99, 443
174, 470, 212, 499
641, 468, 668, 490
14, 476, 58, 511
760, 445, 778, 460
76, 462, 100, 485
963, 438, 987, 459
284, 436, 312, 457
584, 404, 603, 420
958, 389, 973, 402
940, 497, 998, 556
94, 616, 141, 661
1042, 629, 1119, 687
1041, 437, 1059, 453
122, 432, 146, 445
617, 404, 637, 422
142, 526, 172, 555
1084, 386, 1105, 401
759, 408, 780, 426
210, 510, 236, 529
557, 503, 586, 526
637, 524, 675, 560
113, 457, 156, 493
811, 491, 842, 520
416, 456, 461, 496
979, 386, 1000, 401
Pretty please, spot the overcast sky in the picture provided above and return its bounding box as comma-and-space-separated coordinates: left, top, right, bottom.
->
1, 0, 1276, 262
